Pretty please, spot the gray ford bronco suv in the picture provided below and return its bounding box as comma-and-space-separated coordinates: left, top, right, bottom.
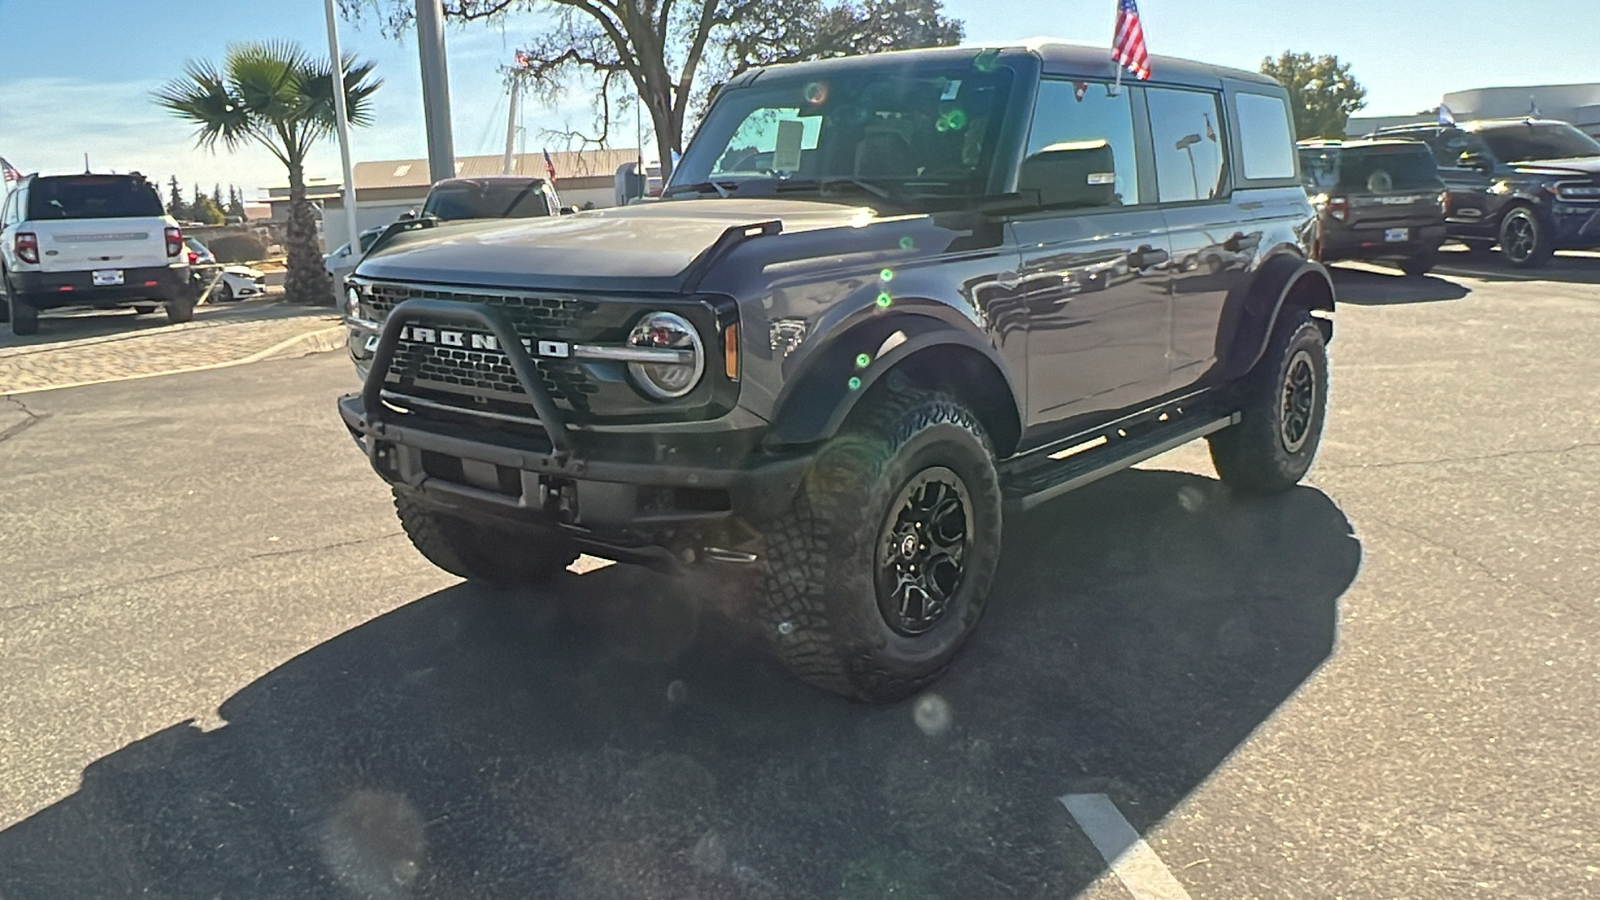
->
337, 41, 1334, 702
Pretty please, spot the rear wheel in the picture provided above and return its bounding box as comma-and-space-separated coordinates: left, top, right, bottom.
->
394, 489, 578, 587
1208, 312, 1328, 494
5, 280, 38, 336
1399, 250, 1437, 277
165, 292, 195, 325
1499, 206, 1554, 268
756, 380, 1003, 702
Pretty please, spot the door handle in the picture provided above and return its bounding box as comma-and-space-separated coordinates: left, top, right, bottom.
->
1128, 245, 1169, 269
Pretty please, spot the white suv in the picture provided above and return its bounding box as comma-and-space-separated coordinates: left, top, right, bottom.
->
1, 172, 193, 335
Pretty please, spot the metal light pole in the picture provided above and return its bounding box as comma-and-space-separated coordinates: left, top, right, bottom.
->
416, 0, 456, 184
323, 0, 360, 253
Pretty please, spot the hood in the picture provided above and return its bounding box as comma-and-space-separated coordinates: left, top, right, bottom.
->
1509, 156, 1600, 178
355, 198, 884, 293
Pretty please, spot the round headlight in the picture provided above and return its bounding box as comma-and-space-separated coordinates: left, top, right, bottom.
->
345, 286, 362, 319
626, 311, 704, 400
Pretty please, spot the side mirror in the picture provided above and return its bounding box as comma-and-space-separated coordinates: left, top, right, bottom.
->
1458, 151, 1490, 172
560, 205, 580, 215
1017, 140, 1119, 210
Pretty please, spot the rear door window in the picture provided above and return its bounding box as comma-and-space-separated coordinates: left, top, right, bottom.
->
26, 176, 164, 220
1145, 88, 1228, 203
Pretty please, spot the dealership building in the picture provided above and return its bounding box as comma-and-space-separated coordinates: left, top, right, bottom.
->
1347, 82, 1600, 138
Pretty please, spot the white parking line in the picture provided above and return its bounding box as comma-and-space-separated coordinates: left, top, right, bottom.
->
1060, 793, 1193, 900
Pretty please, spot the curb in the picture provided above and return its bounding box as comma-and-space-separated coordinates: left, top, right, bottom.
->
1, 323, 348, 397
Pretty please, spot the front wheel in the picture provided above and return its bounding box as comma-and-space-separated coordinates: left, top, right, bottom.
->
394, 489, 578, 587
1499, 206, 1554, 268
1208, 312, 1329, 494
757, 381, 1003, 702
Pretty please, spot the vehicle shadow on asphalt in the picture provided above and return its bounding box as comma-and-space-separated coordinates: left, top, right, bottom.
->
0, 296, 296, 350
1327, 264, 1472, 305
1432, 249, 1600, 286
0, 470, 1361, 900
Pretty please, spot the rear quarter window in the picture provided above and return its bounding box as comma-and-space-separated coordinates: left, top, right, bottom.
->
26, 176, 164, 220
1234, 92, 1297, 180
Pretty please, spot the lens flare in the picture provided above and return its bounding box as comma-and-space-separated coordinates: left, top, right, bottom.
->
855, 353, 871, 368
876, 293, 893, 308
899, 236, 915, 251
848, 376, 862, 390
880, 268, 894, 282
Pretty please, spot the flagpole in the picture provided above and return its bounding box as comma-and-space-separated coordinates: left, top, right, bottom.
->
324, 0, 360, 260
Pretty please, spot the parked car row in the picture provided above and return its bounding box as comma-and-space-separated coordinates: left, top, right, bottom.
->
1300, 117, 1600, 273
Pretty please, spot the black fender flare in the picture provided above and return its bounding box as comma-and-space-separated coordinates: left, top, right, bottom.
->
1214, 252, 1335, 383
763, 312, 1022, 451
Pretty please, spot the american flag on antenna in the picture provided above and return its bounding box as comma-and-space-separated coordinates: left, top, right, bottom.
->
0, 157, 20, 185
1113, 0, 1151, 81
513, 49, 532, 70
542, 149, 558, 182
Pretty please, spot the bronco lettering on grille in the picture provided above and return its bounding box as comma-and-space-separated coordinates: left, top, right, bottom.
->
399, 326, 571, 359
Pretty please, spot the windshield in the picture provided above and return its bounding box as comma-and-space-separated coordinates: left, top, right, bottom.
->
422, 180, 552, 220
1478, 122, 1600, 162
669, 60, 1016, 206
26, 175, 165, 220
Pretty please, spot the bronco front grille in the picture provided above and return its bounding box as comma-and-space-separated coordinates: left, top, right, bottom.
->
368, 282, 606, 417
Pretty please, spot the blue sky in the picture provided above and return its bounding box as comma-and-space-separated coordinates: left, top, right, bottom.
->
1, 0, 1596, 200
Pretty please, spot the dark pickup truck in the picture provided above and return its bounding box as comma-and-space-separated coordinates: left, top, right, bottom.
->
1372, 118, 1600, 267
338, 42, 1335, 701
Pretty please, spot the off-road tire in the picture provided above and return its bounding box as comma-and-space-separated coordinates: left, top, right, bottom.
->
1208, 312, 1328, 494
165, 292, 195, 325
6, 283, 38, 336
757, 380, 1003, 702
394, 489, 578, 587
1498, 205, 1554, 269
1399, 250, 1437, 277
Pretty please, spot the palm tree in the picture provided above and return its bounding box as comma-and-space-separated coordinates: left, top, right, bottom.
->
157, 42, 381, 304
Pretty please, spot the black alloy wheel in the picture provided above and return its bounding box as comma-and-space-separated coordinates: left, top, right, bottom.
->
876, 467, 972, 636
1279, 349, 1317, 454
1499, 207, 1553, 268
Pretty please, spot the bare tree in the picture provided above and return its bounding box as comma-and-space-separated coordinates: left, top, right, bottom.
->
342, 0, 960, 176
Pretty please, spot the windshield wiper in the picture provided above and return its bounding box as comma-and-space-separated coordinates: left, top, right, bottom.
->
773, 177, 898, 203
662, 180, 736, 199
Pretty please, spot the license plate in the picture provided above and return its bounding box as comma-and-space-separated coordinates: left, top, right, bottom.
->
1384, 228, 1409, 243
92, 269, 124, 286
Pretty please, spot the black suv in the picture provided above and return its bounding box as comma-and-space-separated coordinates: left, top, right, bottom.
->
1298, 139, 1448, 275
1372, 118, 1600, 267
338, 42, 1335, 701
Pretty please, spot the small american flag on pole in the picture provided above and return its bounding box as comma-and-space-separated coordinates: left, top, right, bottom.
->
0, 157, 20, 185
1113, 0, 1151, 81
542, 149, 558, 182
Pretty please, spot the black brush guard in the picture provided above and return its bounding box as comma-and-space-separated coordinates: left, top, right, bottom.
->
362, 297, 573, 459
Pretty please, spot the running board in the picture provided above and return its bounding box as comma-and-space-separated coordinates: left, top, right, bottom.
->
1003, 412, 1239, 512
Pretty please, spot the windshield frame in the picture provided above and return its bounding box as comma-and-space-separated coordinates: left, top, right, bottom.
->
1476, 121, 1600, 163
668, 52, 1037, 209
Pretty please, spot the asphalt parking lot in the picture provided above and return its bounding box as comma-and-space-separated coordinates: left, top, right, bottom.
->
0, 249, 1596, 899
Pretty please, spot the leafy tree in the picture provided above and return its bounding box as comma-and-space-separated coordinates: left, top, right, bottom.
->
1261, 51, 1368, 140
212, 183, 225, 208
166, 176, 187, 219
189, 193, 226, 225
156, 41, 381, 303
341, 0, 960, 178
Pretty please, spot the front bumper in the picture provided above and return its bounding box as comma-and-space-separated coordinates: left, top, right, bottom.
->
1552, 204, 1600, 249
10, 264, 190, 308
337, 297, 808, 558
